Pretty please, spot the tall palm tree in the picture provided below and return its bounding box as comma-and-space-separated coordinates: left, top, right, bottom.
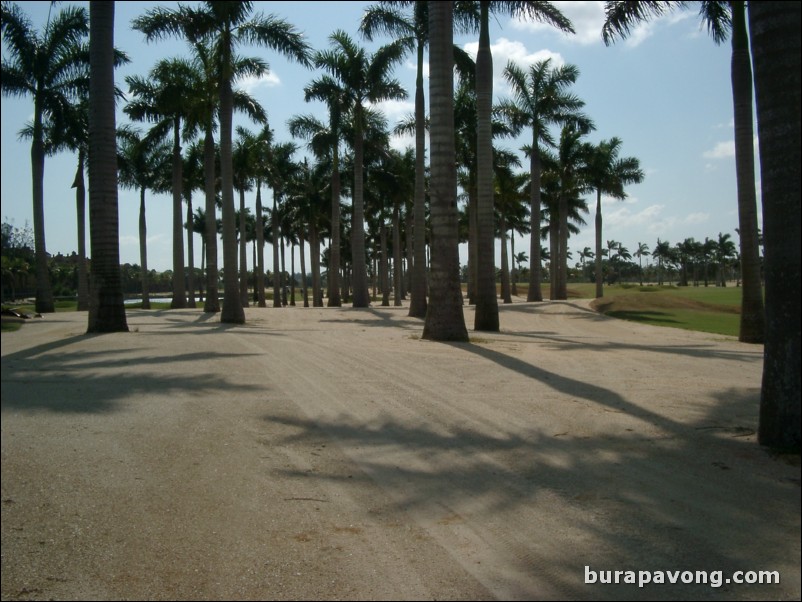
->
125, 58, 200, 309
554, 124, 592, 299
749, 1, 800, 450
585, 137, 643, 297
134, 1, 311, 323
262, 141, 295, 307
315, 30, 408, 308
360, 1, 429, 317
296, 76, 346, 307
1, 2, 89, 313
184, 42, 267, 313
423, 0, 467, 341
603, 1, 763, 342
20, 97, 92, 311
470, 1, 574, 330
117, 125, 171, 310
86, 1, 127, 332
500, 58, 587, 303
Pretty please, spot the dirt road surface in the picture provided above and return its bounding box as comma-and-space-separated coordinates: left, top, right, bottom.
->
1, 301, 799, 600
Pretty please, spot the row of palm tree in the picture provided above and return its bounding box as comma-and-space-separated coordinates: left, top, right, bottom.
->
2, 2, 797, 447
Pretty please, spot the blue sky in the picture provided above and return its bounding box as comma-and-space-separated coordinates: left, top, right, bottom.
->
1, 1, 752, 273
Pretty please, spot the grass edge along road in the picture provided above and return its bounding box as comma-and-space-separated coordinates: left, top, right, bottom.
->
2, 283, 748, 338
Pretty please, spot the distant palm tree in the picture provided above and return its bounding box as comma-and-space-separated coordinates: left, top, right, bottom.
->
315, 30, 408, 307
360, 2, 430, 317
117, 126, 171, 310
125, 58, 200, 309
714, 232, 736, 286
423, 0, 467, 341
634, 242, 650, 285
134, 1, 311, 323
1, 2, 89, 313
298, 79, 347, 307
500, 58, 586, 303
585, 137, 643, 297
652, 239, 672, 286
266, 142, 300, 308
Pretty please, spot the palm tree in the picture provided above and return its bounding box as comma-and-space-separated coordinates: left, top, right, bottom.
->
749, 1, 800, 450
554, 125, 592, 299
423, 0, 467, 341
500, 56, 585, 305
652, 239, 672, 286
469, 1, 573, 329
134, 1, 311, 323
1, 3, 90, 313
634, 242, 650, 285
117, 126, 171, 310
184, 41, 267, 313
314, 31, 408, 308
86, 1, 127, 332
125, 58, 200, 309
360, 1, 430, 317
265, 141, 300, 308
585, 137, 644, 298
20, 97, 93, 311
603, 1, 763, 341
297, 78, 347, 307
714, 232, 736, 286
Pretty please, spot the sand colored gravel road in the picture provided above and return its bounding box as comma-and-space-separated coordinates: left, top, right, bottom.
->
1, 300, 800, 600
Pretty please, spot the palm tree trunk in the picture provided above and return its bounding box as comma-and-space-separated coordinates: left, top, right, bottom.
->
87, 0, 127, 333
299, 227, 308, 307
527, 138, 543, 302
31, 102, 55, 314
393, 199, 402, 306
409, 41, 428, 317
186, 193, 196, 308
500, 212, 512, 303
404, 205, 413, 297
351, 106, 370, 308
423, 0, 468, 342
510, 232, 518, 297
73, 149, 89, 311
474, 0, 499, 331
731, 0, 764, 344
272, 195, 281, 307
750, 0, 801, 450
139, 187, 150, 310
328, 139, 342, 306
171, 118, 187, 309
256, 183, 266, 307
595, 191, 603, 298
219, 38, 245, 324
557, 192, 568, 300
203, 123, 220, 313
310, 221, 321, 307
239, 188, 249, 307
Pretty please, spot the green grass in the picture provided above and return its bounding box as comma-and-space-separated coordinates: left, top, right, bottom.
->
509, 282, 747, 337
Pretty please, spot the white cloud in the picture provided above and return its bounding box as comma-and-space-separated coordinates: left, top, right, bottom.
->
510, 1, 605, 46
236, 72, 281, 93
605, 203, 665, 228
703, 140, 735, 159
376, 98, 415, 121
463, 38, 565, 94
684, 212, 709, 225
